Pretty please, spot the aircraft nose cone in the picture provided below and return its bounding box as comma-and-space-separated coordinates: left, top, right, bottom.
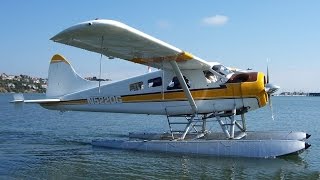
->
305, 142, 311, 150
265, 83, 280, 94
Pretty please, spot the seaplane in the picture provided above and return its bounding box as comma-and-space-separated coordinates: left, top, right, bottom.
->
12, 19, 311, 158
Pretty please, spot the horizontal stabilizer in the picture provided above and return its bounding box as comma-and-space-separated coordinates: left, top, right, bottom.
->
11, 99, 60, 104
24, 99, 60, 103
10, 93, 60, 103
11, 93, 24, 102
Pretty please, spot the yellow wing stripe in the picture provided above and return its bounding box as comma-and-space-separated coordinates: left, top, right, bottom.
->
131, 52, 193, 65
177, 52, 193, 61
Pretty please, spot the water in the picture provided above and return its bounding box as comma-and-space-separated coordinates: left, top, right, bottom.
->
0, 94, 319, 179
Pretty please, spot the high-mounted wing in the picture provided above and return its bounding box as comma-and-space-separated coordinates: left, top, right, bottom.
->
51, 19, 212, 70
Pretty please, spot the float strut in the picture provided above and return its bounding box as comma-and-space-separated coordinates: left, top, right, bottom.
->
229, 108, 236, 139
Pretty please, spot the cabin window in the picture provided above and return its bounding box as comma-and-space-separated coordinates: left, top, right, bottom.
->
167, 76, 190, 90
129, 81, 144, 91
148, 77, 162, 88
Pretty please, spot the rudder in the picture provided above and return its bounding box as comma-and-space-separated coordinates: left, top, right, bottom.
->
46, 54, 96, 98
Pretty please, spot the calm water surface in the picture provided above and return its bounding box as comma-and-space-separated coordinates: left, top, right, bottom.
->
0, 94, 319, 179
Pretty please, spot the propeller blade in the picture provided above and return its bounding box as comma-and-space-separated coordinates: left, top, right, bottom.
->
268, 94, 275, 121
266, 59, 275, 120
267, 63, 270, 84
265, 60, 280, 94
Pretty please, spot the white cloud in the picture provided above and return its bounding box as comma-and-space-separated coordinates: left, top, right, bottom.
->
156, 20, 171, 29
202, 15, 229, 26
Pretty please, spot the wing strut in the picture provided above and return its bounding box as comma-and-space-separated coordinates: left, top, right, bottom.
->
98, 36, 104, 93
169, 60, 198, 114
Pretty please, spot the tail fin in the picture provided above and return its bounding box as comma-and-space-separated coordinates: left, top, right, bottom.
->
46, 54, 96, 98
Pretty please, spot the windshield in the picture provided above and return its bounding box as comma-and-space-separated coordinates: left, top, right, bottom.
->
212, 65, 233, 76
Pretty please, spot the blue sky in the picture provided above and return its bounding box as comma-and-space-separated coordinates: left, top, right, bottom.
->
1, 1, 319, 92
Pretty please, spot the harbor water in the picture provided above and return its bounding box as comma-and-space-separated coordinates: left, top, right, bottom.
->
0, 94, 319, 179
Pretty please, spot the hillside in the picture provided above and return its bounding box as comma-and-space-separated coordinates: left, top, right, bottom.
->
0, 73, 47, 93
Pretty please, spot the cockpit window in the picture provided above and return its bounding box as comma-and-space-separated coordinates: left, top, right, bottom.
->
212, 65, 233, 78
203, 71, 218, 83
148, 77, 162, 88
167, 76, 190, 90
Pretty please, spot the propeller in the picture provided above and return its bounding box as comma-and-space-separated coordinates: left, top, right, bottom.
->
265, 62, 280, 120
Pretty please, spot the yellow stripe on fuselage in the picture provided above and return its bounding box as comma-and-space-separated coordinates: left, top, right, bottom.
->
41, 99, 87, 106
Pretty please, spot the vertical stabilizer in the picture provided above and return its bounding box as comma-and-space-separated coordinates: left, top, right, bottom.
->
46, 54, 97, 98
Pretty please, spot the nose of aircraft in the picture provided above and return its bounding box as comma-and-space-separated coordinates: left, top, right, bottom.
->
265, 63, 280, 95
265, 83, 280, 94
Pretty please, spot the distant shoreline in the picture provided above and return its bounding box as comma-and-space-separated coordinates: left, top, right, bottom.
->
0, 72, 110, 94
0, 73, 46, 93
1, 72, 319, 96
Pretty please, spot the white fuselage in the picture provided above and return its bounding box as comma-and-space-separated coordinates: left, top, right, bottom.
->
42, 69, 265, 115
